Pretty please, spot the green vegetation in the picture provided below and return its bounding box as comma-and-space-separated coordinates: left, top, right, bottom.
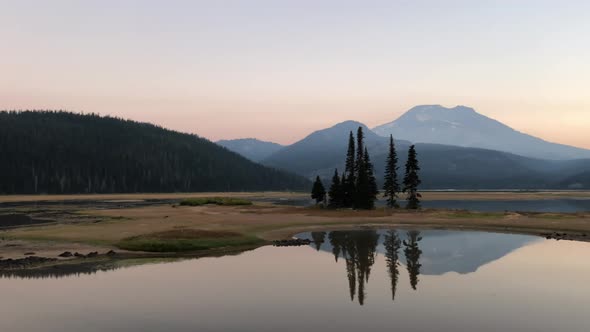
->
117, 229, 265, 252
0, 110, 309, 194
179, 197, 253, 206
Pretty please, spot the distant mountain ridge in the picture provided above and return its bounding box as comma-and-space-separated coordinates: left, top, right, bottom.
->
262, 121, 410, 178
217, 138, 284, 162
373, 105, 590, 160
257, 118, 590, 189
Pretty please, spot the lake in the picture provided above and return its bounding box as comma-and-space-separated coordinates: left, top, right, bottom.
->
264, 197, 590, 213
1, 229, 589, 331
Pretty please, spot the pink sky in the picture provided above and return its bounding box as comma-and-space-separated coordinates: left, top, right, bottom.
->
1, 1, 589, 148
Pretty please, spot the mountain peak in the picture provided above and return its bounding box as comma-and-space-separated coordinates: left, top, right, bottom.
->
331, 120, 369, 130
404, 105, 477, 118
373, 105, 590, 160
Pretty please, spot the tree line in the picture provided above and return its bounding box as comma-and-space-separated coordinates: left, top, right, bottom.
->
312, 126, 422, 209
0, 111, 310, 194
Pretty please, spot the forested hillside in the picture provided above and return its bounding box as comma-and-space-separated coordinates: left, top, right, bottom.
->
0, 111, 309, 194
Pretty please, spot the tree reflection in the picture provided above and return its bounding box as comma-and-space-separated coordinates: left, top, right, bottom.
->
384, 230, 402, 301
311, 232, 327, 251
329, 231, 346, 262
403, 230, 423, 290
329, 230, 380, 305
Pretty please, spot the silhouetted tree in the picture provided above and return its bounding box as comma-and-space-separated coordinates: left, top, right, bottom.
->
403, 145, 422, 209
383, 135, 400, 208
311, 176, 326, 204
384, 230, 402, 301
328, 169, 344, 208
343, 131, 356, 207
364, 147, 378, 209
403, 230, 423, 290
354, 127, 366, 208
311, 232, 327, 251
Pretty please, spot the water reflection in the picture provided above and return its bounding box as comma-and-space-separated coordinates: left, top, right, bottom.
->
0, 257, 184, 280
304, 229, 538, 306
1, 231, 589, 331
403, 230, 423, 291
384, 230, 401, 301
311, 232, 326, 251
328, 230, 380, 305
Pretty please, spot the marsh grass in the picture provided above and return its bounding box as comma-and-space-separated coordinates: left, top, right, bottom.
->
117, 229, 264, 252
179, 197, 253, 207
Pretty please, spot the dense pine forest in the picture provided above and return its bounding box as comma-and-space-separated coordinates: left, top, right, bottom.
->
0, 111, 309, 194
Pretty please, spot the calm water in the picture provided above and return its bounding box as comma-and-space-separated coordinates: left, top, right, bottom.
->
263, 197, 590, 212
1, 230, 590, 332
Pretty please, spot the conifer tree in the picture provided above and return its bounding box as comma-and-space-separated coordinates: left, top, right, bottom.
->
364, 147, 378, 209
403, 145, 422, 209
354, 127, 367, 208
383, 135, 400, 208
356, 127, 365, 175
343, 131, 356, 207
311, 176, 326, 205
328, 169, 343, 208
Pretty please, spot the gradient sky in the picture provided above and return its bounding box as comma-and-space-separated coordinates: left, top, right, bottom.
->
1, 0, 589, 148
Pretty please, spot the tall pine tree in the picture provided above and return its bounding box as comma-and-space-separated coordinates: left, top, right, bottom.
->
383, 134, 400, 208
343, 131, 356, 208
311, 176, 326, 205
354, 127, 367, 208
328, 169, 344, 208
363, 147, 378, 209
403, 145, 422, 209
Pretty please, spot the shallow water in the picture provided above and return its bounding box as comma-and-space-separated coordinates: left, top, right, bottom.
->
264, 197, 590, 212
1, 230, 590, 332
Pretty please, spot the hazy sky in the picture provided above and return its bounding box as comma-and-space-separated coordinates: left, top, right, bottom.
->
1, 0, 589, 148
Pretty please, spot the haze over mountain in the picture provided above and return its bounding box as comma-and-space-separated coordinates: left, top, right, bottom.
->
373, 105, 590, 160
217, 138, 283, 162
259, 118, 590, 189
0, 111, 309, 194
262, 121, 410, 178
